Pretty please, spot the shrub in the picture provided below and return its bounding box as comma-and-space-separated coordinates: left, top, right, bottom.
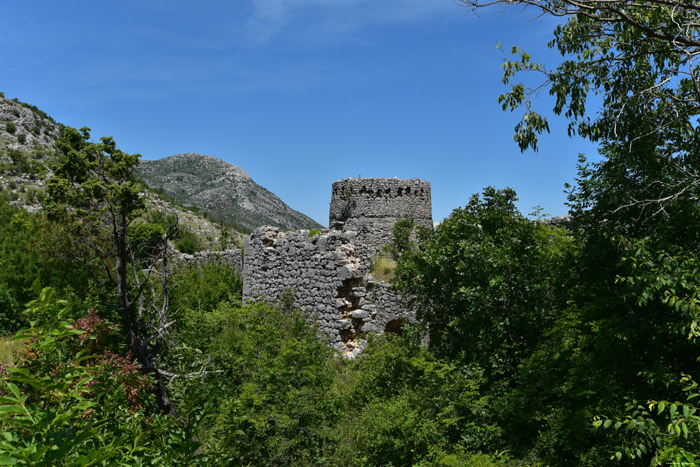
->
11, 109, 19, 118
332, 333, 501, 465
5, 122, 16, 134
200, 302, 337, 465
16, 134, 26, 144
174, 232, 198, 254
0, 289, 200, 465
0, 283, 21, 334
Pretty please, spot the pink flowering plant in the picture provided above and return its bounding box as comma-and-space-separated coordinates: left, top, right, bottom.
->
0, 287, 186, 466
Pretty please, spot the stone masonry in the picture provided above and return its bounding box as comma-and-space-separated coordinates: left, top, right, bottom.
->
243, 178, 432, 357
329, 178, 432, 254
173, 249, 243, 273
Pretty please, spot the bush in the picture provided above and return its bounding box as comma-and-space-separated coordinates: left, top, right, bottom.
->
174, 232, 198, 254
332, 333, 501, 465
0, 283, 21, 334
16, 134, 26, 144
0, 289, 200, 465
199, 302, 337, 465
5, 122, 16, 134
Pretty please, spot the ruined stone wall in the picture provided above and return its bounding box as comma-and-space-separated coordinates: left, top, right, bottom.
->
242, 227, 413, 357
172, 248, 243, 273
328, 178, 432, 253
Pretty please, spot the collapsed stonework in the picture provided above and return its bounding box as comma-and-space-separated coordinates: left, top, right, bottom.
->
243, 177, 432, 357
243, 228, 411, 356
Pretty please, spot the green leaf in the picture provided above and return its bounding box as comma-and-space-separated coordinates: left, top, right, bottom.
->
0, 455, 17, 465
0, 406, 27, 415
6, 384, 20, 401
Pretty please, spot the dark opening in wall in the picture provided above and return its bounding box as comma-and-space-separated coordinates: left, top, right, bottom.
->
384, 318, 405, 336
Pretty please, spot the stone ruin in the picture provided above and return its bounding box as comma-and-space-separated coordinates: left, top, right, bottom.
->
243, 178, 432, 357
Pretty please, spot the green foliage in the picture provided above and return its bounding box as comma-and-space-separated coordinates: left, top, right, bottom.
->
0, 200, 95, 334
394, 187, 576, 379
198, 302, 337, 465
129, 222, 165, 260
594, 373, 700, 466
0, 289, 198, 465
173, 228, 199, 254
383, 217, 416, 261
333, 333, 501, 466
0, 285, 21, 335
170, 262, 242, 351
5, 122, 16, 135
307, 228, 321, 237
16, 134, 25, 144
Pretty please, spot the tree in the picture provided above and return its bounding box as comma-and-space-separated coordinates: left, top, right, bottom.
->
46, 127, 180, 417
450, 5, 700, 462
393, 187, 576, 379
461, 0, 700, 219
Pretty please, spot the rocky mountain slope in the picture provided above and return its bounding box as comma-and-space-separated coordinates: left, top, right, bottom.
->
139, 153, 322, 232
0, 92, 320, 245
0, 94, 62, 212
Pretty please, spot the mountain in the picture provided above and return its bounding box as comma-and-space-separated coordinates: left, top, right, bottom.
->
0, 92, 321, 238
138, 153, 322, 232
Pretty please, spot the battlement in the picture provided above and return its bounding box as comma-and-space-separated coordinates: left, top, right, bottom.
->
329, 178, 432, 252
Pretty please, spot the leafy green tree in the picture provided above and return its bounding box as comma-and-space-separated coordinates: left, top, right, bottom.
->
394, 187, 576, 380
461, 0, 700, 221
333, 332, 502, 466
195, 302, 337, 465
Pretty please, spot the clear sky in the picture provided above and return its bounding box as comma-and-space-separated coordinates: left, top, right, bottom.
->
1, 0, 599, 226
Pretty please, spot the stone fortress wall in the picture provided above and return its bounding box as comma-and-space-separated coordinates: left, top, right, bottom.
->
243, 177, 433, 357
329, 178, 432, 254
173, 249, 243, 272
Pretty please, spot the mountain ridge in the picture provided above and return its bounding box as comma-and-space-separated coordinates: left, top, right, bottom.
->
138, 153, 322, 232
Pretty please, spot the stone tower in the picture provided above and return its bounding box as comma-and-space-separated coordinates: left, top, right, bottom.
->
328, 178, 432, 252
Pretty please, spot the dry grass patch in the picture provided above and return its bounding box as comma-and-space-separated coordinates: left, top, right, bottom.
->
0, 335, 26, 364
371, 254, 397, 282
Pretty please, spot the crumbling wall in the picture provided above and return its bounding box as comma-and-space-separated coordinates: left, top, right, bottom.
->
242, 227, 413, 357
172, 248, 243, 273
328, 178, 432, 253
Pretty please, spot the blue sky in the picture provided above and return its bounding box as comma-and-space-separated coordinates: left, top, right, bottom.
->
1, 0, 599, 225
